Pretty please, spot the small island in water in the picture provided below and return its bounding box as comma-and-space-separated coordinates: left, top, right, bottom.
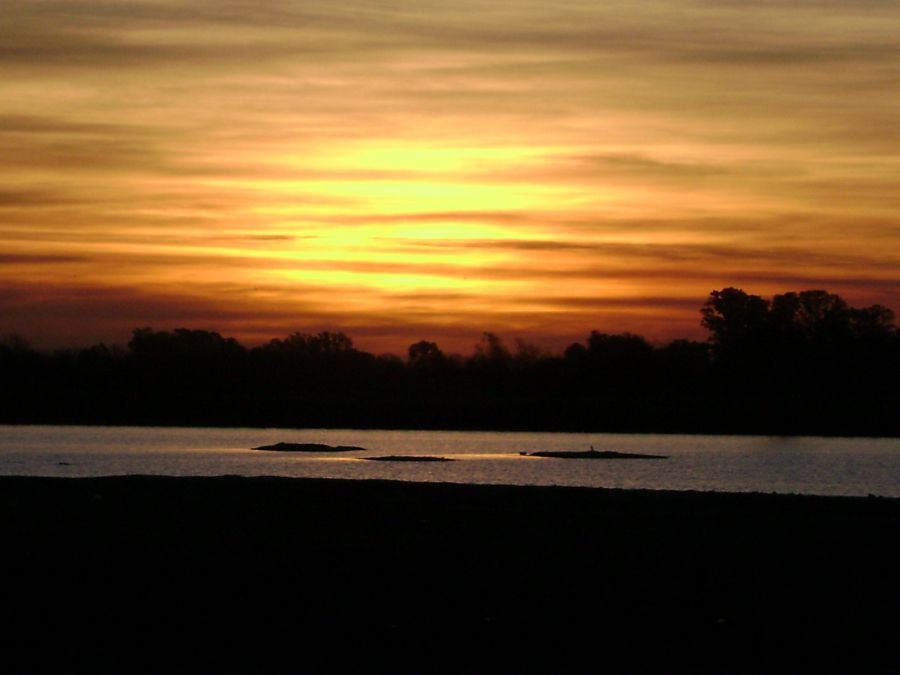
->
253, 442, 367, 452
364, 455, 454, 462
529, 448, 668, 460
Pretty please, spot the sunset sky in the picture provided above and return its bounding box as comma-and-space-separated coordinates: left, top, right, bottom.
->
2, 1, 899, 354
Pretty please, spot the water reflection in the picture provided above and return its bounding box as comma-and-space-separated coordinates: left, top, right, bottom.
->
0, 425, 898, 497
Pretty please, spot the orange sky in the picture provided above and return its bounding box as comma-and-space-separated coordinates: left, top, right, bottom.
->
2, 1, 899, 354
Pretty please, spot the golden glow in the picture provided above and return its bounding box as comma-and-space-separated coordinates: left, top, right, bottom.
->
295, 141, 547, 174
2, 1, 900, 352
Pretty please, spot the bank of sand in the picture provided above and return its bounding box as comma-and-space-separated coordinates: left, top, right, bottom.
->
1, 475, 898, 673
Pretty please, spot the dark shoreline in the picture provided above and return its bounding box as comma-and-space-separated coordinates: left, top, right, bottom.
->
2, 475, 899, 673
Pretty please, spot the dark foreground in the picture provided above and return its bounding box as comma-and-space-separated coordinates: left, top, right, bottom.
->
2, 477, 899, 674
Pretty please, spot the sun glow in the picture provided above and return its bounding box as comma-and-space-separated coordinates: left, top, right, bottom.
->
2, 1, 899, 352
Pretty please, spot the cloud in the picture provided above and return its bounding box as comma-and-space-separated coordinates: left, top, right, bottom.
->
380, 235, 900, 270
2, 1, 899, 352
3, 1, 898, 81
0, 253, 87, 265
0, 188, 82, 208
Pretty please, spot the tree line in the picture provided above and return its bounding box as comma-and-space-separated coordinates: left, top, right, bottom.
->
2, 287, 898, 435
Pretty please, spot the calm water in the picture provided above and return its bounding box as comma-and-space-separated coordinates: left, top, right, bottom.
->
1, 425, 899, 497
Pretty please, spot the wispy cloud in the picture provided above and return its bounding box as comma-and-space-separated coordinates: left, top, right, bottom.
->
2, 1, 899, 350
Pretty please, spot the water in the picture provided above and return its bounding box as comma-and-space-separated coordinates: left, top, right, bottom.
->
1, 424, 899, 497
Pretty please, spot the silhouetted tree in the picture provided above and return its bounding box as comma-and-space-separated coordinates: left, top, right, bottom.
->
2, 287, 898, 434
563, 342, 588, 362
700, 287, 770, 348
408, 340, 446, 367
0, 333, 32, 352
848, 304, 895, 340
263, 331, 355, 358
129, 327, 244, 362
656, 340, 710, 386
474, 332, 511, 363
583, 332, 654, 391
513, 339, 544, 365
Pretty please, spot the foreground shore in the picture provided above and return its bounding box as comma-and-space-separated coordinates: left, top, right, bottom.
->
2, 475, 898, 673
